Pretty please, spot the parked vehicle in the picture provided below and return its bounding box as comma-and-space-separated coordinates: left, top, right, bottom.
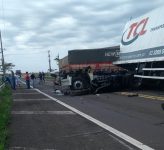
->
15, 70, 22, 77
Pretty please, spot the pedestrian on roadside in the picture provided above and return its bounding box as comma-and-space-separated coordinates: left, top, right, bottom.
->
42, 72, 45, 83
11, 71, 16, 90
25, 72, 30, 89
4, 75, 12, 88
15, 74, 20, 87
30, 73, 36, 88
38, 72, 42, 84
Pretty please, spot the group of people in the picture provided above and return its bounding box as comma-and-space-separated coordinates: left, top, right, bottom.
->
3, 71, 20, 90
4, 71, 46, 90
24, 72, 45, 89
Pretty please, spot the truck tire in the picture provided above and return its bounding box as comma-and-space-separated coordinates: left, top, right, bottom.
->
133, 77, 142, 89
71, 77, 90, 90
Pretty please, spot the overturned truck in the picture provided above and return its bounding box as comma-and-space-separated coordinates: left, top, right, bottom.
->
59, 46, 131, 94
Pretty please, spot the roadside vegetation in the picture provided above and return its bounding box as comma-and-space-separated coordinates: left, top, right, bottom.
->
0, 75, 3, 85
0, 86, 12, 150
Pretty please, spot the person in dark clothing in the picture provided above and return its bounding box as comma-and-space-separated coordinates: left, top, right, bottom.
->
11, 71, 16, 90
42, 72, 45, 83
5, 76, 11, 85
30, 73, 36, 88
25, 72, 30, 89
38, 72, 43, 84
4, 75, 12, 88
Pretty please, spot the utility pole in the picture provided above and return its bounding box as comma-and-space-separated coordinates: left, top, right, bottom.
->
0, 30, 5, 76
48, 50, 52, 72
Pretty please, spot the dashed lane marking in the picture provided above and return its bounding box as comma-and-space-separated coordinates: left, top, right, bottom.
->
35, 88, 154, 150
13, 93, 40, 95
13, 98, 51, 101
9, 147, 56, 150
11, 111, 75, 115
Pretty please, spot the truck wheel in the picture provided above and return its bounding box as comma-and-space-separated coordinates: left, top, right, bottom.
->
133, 78, 142, 89
73, 80, 83, 90
71, 77, 84, 90
71, 77, 90, 90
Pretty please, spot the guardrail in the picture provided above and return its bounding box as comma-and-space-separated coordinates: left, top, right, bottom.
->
0, 83, 5, 90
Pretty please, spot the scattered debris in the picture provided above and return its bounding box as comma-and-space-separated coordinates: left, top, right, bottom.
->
54, 89, 64, 96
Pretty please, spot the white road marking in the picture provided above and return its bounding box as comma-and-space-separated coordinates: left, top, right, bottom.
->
35, 88, 154, 150
108, 133, 134, 150
11, 111, 75, 115
13, 93, 40, 95
13, 98, 51, 101
9, 147, 56, 150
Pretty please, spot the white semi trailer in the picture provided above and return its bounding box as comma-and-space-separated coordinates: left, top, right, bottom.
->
114, 6, 164, 88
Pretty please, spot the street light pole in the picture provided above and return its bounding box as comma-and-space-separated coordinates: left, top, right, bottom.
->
48, 50, 52, 72
0, 30, 5, 76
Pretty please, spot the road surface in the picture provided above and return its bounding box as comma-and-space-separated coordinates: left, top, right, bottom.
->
8, 81, 164, 150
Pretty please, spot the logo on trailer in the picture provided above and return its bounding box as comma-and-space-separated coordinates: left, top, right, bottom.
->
121, 17, 149, 45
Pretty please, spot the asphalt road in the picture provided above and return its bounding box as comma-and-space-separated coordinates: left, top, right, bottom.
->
8, 80, 164, 150
37, 81, 164, 150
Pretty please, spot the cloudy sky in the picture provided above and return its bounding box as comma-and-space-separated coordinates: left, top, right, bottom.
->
0, 0, 164, 72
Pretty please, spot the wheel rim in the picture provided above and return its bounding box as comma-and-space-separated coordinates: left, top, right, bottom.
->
73, 81, 83, 90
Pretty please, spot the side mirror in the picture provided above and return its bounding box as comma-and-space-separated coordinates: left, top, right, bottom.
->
161, 103, 164, 111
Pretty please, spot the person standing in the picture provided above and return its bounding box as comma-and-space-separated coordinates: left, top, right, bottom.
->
4, 74, 12, 88
30, 73, 36, 88
11, 71, 16, 90
42, 72, 45, 83
15, 74, 20, 87
38, 72, 43, 84
25, 72, 30, 89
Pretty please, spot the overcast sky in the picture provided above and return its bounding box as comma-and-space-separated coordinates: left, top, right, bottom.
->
0, 0, 164, 73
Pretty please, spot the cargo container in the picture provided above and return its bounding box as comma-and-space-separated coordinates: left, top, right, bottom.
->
68, 46, 120, 64
114, 5, 164, 88
59, 46, 120, 72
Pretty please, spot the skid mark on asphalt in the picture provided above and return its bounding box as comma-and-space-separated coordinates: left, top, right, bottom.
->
55, 129, 104, 139
11, 110, 76, 115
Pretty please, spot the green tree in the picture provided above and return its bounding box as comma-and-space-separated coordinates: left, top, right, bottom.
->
54, 54, 59, 64
0, 62, 15, 72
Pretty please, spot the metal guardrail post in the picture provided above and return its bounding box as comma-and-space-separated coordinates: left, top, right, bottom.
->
0, 31, 5, 76
0, 83, 5, 91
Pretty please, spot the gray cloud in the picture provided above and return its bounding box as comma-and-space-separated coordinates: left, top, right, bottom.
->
0, 0, 164, 72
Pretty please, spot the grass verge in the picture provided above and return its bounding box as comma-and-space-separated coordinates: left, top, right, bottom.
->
0, 86, 12, 150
